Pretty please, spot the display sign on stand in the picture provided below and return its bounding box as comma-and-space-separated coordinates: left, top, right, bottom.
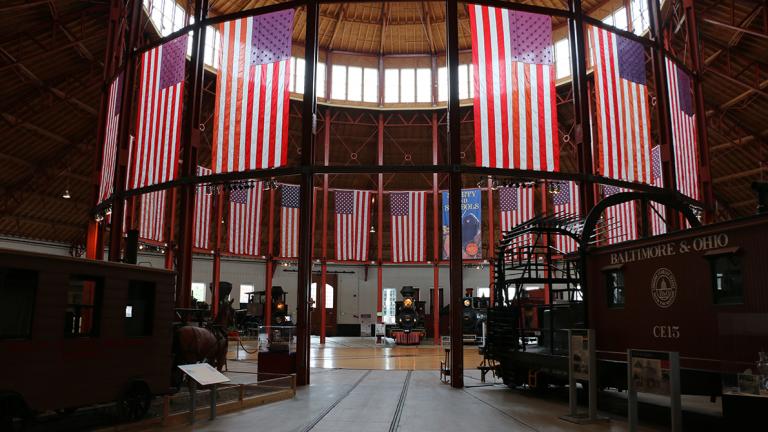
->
627, 350, 681, 432
560, 329, 607, 424
177, 363, 230, 423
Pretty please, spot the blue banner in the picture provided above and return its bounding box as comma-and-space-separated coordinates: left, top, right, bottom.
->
441, 188, 482, 259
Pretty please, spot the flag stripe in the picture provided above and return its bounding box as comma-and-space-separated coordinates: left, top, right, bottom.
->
552, 181, 581, 253
604, 186, 638, 245
391, 191, 426, 263
98, 75, 122, 204
469, 5, 559, 172
193, 166, 213, 250
139, 190, 166, 243
335, 190, 371, 261
499, 186, 535, 255
665, 58, 700, 201
228, 184, 264, 256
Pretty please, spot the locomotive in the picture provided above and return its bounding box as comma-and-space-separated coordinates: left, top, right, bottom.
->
485, 191, 768, 421
462, 289, 489, 344
238, 285, 292, 332
390, 286, 426, 345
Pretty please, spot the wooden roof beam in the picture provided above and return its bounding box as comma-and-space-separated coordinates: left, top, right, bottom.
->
0, 214, 85, 232
1, 112, 71, 145
420, 2, 437, 55
703, 3, 764, 66
327, 4, 348, 52
0, 0, 50, 13
713, 167, 767, 184
379, 3, 389, 56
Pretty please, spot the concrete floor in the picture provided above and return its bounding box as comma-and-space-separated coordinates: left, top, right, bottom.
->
167, 368, 658, 432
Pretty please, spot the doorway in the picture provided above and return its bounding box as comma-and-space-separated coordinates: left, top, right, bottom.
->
311, 274, 337, 336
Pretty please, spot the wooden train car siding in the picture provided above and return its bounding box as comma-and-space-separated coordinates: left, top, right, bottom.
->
0, 249, 176, 413
586, 214, 768, 374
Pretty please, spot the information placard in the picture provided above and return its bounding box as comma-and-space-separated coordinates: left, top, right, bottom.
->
178, 363, 230, 386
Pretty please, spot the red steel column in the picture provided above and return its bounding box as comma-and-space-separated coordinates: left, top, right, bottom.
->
265, 187, 275, 328
212, 192, 223, 315
377, 113, 384, 323
432, 112, 440, 344
683, 0, 714, 222
446, 0, 464, 388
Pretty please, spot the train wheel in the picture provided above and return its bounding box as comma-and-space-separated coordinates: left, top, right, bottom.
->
117, 381, 151, 422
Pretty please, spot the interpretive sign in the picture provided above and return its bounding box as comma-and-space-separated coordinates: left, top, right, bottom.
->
178, 363, 230, 386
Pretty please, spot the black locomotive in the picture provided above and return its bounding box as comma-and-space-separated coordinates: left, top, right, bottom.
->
237, 286, 292, 333
462, 290, 489, 343
390, 286, 426, 344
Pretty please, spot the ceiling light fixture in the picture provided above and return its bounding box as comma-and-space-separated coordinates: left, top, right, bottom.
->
62, 189, 71, 199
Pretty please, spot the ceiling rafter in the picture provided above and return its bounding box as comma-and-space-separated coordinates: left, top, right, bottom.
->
327, 4, 348, 52
703, 3, 764, 66
1, 112, 71, 144
419, 2, 437, 55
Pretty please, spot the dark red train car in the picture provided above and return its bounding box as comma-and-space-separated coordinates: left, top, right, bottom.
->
0, 249, 176, 421
587, 213, 768, 394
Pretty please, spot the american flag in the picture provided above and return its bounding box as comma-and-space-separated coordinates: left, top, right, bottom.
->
130, 35, 187, 189
212, 10, 293, 174
280, 184, 300, 258
649, 146, 667, 236
228, 183, 264, 256
552, 181, 581, 253
335, 190, 371, 261
390, 191, 426, 263
665, 58, 700, 201
589, 26, 652, 184
139, 190, 166, 243
193, 166, 213, 250
469, 6, 559, 171
98, 73, 122, 204
603, 185, 637, 245
499, 186, 535, 254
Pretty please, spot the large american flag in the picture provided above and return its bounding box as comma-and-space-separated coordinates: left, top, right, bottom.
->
130, 35, 187, 189
280, 184, 300, 258
589, 26, 652, 184
552, 181, 580, 253
603, 185, 637, 245
139, 190, 166, 243
499, 186, 535, 254
649, 146, 667, 236
335, 190, 371, 261
665, 58, 700, 201
98, 73, 122, 204
228, 183, 264, 256
193, 166, 213, 250
212, 10, 293, 174
390, 191, 426, 263
469, 6, 559, 171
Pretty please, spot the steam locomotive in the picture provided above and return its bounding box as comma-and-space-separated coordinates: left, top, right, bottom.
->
462, 289, 489, 344
390, 286, 426, 345
238, 286, 292, 332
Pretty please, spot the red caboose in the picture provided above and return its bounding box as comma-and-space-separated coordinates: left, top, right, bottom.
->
0, 249, 176, 423
587, 213, 768, 395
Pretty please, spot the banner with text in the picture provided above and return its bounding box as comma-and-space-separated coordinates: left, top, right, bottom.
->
442, 188, 482, 260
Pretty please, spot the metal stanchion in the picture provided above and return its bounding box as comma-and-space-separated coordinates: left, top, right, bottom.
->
189, 380, 197, 424
210, 383, 218, 420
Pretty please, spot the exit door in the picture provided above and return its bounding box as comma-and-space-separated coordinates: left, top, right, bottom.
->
311, 274, 337, 336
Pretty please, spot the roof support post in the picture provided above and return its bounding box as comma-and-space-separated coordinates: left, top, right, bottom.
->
296, 0, 320, 387
175, 0, 208, 309
377, 113, 384, 324
446, 0, 464, 389
432, 112, 441, 345
683, 0, 714, 223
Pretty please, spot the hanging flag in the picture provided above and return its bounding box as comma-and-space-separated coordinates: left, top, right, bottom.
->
139, 190, 166, 243
335, 190, 371, 261
588, 26, 652, 184
228, 183, 264, 256
468, 6, 559, 172
98, 73, 123, 205
130, 35, 187, 189
212, 10, 294, 174
390, 191, 426, 263
499, 186, 535, 254
193, 166, 213, 250
649, 146, 667, 236
552, 181, 580, 253
280, 184, 300, 258
441, 189, 483, 259
603, 185, 637, 245
665, 58, 700, 201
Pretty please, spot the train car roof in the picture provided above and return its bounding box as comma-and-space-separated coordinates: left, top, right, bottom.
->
0, 248, 176, 275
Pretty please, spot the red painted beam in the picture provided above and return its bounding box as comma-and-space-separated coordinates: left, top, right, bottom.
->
377, 113, 384, 324
265, 187, 275, 328
432, 112, 440, 344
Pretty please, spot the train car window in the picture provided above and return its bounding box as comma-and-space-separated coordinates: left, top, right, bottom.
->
125, 280, 155, 337
606, 270, 625, 308
709, 254, 743, 304
65, 276, 103, 337
0, 268, 37, 339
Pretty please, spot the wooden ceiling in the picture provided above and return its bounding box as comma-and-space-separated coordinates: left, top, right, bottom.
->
0, 0, 765, 247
